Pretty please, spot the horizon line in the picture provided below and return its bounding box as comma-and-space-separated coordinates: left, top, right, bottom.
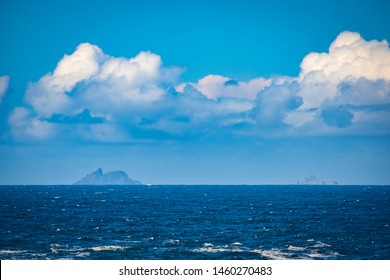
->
0, 183, 389, 186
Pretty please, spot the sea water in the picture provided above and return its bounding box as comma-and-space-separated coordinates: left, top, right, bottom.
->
0, 185, 389, 259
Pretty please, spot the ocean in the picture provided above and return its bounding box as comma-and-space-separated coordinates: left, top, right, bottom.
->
0, 185, 389, 260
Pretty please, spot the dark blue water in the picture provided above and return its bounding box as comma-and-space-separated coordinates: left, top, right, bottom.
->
0, 185, 389, 260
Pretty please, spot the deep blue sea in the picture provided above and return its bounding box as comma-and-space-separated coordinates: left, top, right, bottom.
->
0, 185, 389, 260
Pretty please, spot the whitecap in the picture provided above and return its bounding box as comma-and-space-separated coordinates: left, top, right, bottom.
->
312, 241, 331, 248
251, 249, 292, 260
30, 253, 48, 258
0, 250, 27, 254
163, 239, 180, 245
194, 244, 245, 254
287, 245, 306, 251
145, 237, 155, 241
90, 245, 127, 251
75, 252, 91, 257
231, 242, 243, 246
231, 248, 244, 253
50, 244, 61, 254
193, 247, 229, 253
306, 251, 329, 258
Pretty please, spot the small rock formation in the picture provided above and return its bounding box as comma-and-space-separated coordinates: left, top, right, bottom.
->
297, 175, 338, 185
73, 168, 142, 185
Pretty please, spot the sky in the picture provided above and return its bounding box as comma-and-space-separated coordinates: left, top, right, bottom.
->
0, 0, 389, 185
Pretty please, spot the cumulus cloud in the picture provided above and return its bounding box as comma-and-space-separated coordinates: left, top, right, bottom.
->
12, 42, 269, 141
176, 74, 270, 100
252, 81, 302, 127
24, 43, 182, 118
283, 31, 390, 131
8, 107, 54, 140
10, 43, 186, 141
8, 31, 390, 141
0, 76, 10, 104
298, 31, 390, 110
320, 106, 354, 128
334, 78, 390, 106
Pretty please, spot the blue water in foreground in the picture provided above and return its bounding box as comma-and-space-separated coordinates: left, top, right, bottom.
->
0, 185, 389, 260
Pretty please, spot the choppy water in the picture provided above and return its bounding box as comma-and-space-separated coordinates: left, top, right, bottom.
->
0, 185, 389, 259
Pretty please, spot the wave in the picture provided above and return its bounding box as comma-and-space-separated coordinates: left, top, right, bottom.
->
75, 252, 91, 257
90, 245, 128, 251
251, 249, 292, 260
312, 241, 332, 248
163, 239, 181, 245
194, 247, 244, 253
192, 239, 341, 260
287, 245, 306, 251
193, 242, 244, 254
1, 238, 342, 260
0, 250, 27, 254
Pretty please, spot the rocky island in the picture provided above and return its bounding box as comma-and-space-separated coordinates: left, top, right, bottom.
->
73, 168, 142, 185
297, 174, 338, 185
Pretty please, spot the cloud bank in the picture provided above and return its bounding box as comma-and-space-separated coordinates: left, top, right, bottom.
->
8, 31, 390, 142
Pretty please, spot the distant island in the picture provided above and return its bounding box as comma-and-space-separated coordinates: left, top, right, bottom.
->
297, 175, 338, 185
73, 168, 142, 185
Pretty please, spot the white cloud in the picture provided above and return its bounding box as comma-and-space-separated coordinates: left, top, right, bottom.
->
298, 31, 390, 110
333, 78, 390, 106
8, 31, 390, 142
252, 81, 302, 126
352, 110, 390, 130
52, 43, 105, 92
0, 76, 10, 104
177, 74, 270, 100
25, 43, 104, 117
284, 110, 317, 128
8, 107, 54, 140
25, 43, 182, 118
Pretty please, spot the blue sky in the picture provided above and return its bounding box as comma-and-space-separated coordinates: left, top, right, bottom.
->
0, 0, 389, 184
